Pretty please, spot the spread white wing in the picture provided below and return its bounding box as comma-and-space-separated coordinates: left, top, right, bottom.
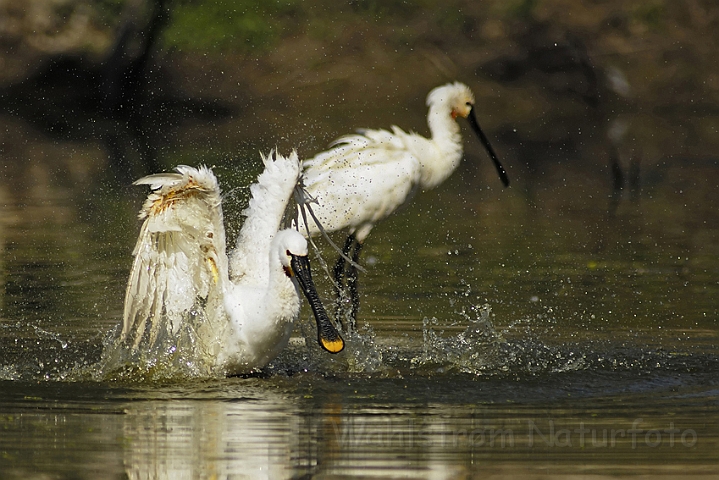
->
229, 151, 301, 283
121, 165, 229, 352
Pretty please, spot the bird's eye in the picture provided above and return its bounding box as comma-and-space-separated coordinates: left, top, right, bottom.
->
466, 101, 472, 106
286, 249, 291, 256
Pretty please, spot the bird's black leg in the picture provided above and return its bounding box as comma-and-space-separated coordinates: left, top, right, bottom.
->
346, 240, 363, 333
334, 234, 356, 331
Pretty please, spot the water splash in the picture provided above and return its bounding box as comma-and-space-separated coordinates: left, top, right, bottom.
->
32, 325, 69, 350
269, 314, 384, 375
0, 321, 101, 381
89, 310, 222, 382
410, 304, 506, 375
1, 295, 713, 383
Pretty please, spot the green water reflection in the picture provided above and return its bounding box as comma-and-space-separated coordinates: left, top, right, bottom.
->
0, 376, 716, 479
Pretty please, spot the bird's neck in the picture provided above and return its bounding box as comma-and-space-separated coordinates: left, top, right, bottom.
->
229, 199, 285, 283
266, 260, 302, 324
419, 104, 464, 189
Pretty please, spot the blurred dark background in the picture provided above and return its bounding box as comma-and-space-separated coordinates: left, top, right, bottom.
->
1, 0, 717, 186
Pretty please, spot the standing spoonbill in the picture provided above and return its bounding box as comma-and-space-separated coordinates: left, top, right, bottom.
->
120, 151, 344, 377
295, 82, 509, 327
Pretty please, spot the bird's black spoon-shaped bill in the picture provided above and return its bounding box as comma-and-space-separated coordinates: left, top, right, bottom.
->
467, 108, 510, 187
290, 254, 345, 354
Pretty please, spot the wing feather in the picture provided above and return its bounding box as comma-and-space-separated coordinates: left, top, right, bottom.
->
229, 151, 300, 282
121, 165, 229, 351
302, 126, 410, 173
298, 126, 439, 236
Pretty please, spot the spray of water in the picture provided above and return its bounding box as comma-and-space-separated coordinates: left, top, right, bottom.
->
410, 304, 506, 375
1, 290, 708, 383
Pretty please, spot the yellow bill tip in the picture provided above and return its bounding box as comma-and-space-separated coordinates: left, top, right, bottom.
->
320, 337, 345, 354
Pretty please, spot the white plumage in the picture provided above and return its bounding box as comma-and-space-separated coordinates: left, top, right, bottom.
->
119, 151, 343, 377
295, 82, 509, 324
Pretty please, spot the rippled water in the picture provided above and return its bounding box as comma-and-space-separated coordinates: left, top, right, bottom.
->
1, 83, 718, 477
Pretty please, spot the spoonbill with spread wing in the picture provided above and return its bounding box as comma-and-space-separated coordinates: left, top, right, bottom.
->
120, 151, 344, 377
295, 82, 509, 327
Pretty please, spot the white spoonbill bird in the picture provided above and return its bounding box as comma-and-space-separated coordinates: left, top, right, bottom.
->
120, 151, 344, 377
295, 82, 509, 326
